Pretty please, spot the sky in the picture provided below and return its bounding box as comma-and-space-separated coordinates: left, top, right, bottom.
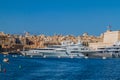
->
0, 0, 120, 36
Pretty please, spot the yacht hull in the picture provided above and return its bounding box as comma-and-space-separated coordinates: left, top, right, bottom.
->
21, 51, 84, 58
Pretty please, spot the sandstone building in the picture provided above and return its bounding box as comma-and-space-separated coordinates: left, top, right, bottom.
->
89, 30, 120, 49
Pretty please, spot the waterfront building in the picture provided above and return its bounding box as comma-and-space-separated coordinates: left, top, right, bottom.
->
89, 30, 120, 49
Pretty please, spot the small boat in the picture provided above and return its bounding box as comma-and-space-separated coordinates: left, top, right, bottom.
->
84, 56, 88, 59
102, 57, 106, 59
3, 58, 9, 63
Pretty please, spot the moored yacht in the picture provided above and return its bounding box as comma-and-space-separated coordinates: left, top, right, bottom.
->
81, 41, 120, 58
20, 40, 90, 58
97, 41, 120, 58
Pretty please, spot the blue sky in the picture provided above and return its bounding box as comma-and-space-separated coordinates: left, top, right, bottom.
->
0, 0, 120, 36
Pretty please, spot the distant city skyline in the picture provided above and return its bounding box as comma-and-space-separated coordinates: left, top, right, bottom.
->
0, 0, 120, 36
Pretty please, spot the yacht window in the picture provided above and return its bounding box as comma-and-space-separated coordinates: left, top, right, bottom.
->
73, 48, 78, 50
71, 51, 80, 53
98, 51, 103, 53
81, 48, 85, 50
35, 49, 54, 50
115, 51, 118, 53
56, 50, 66, 52
48, 46, 61, 48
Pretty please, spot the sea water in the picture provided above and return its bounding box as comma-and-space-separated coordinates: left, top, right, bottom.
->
0, 54, 120, 80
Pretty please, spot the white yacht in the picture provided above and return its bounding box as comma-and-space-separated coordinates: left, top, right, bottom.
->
20, 40, 90, 58
81, 41, 120, 58
97, 41, 120, 57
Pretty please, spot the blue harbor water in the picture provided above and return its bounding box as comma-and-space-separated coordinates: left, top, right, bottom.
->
0, 54, 120, 80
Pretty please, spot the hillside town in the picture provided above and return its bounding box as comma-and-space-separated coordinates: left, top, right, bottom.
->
0, 31, 103, 53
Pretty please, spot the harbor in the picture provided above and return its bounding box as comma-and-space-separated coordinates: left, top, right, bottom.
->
0, 54, 120, 80
1, 0, 120, 79
0, 29, 120, 58
0, 29, 120, 79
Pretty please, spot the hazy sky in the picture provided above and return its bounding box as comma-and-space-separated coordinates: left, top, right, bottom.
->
0, 0, 120, 36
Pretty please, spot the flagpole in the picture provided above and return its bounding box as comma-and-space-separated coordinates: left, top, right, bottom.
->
107, 25, 112, 31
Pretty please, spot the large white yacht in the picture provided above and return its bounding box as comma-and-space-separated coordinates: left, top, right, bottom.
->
81, 41, 120, 58
97, 41, 120, 57
21, 40, 90, 58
